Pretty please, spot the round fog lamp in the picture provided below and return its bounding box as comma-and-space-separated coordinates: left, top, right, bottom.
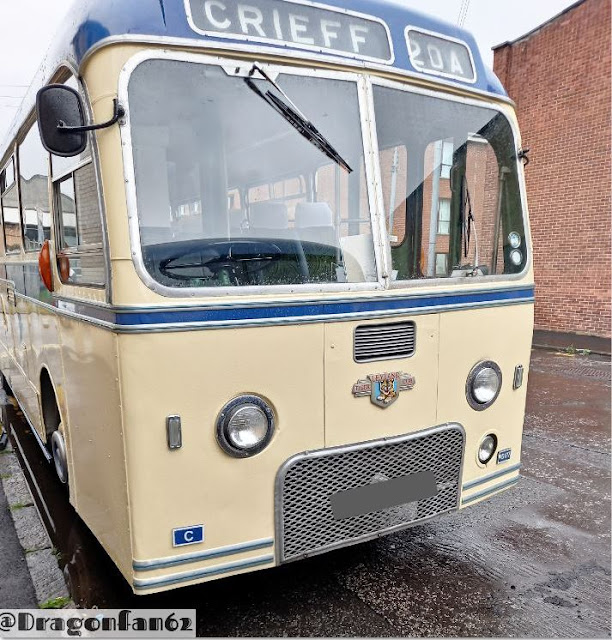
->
466, 361, 502, 410
510, 249, 523, 266
508, 232, 522, 249
216, 395, 275, 457
478, 434, 498, 464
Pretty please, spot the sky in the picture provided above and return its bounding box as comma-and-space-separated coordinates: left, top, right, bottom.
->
0, 0, 579, 144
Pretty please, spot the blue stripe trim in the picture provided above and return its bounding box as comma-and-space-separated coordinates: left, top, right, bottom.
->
461, 476, 520, 505
116, 287, 535, 327
133, 537, 274, 571
133, 554, 274, 590
462, 463, 521, 490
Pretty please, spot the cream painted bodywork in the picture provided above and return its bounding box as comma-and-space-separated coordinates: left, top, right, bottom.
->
0, 42, 534, 595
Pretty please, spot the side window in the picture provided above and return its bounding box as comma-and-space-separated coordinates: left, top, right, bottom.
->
18, 123, 51, 252
1, 157, 21, 254
51, 76, 106, 287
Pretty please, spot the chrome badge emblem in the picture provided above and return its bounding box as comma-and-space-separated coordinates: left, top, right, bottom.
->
352, 372, 415, 408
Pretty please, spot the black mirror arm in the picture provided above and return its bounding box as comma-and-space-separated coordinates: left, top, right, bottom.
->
57, 99, 124, 134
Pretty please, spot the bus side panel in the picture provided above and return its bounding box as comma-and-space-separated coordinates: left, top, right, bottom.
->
118, 324, 325, 572
0, 280, 18, 388
436, 303, 534, 498
3, 268, 41, 427
58, 316, 132, 579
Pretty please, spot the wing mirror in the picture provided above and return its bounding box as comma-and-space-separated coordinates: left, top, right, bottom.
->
36, 84, 124, 158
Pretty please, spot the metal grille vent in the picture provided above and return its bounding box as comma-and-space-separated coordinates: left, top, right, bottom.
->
277, 426, 464, 563
354, 321, 416, 362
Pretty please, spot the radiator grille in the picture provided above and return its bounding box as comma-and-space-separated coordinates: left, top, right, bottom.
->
277, 426, 464, 562
354, 321, 416, 362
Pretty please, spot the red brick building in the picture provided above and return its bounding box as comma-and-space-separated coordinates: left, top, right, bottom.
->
494, 0, 611, 339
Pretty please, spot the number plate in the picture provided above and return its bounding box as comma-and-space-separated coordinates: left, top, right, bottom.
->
330, 470, 438, 520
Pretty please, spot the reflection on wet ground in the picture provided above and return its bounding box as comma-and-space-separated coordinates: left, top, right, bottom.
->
5, 349, 611, 637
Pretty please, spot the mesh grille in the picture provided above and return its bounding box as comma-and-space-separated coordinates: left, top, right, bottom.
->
277, 426, 464, 562
354, 321, 416, 362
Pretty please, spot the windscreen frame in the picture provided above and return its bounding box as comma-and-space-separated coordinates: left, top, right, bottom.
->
118, 50, 387, 298
366, 74, 532, 290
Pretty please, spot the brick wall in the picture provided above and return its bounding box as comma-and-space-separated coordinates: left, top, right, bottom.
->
494, 0, 611, 338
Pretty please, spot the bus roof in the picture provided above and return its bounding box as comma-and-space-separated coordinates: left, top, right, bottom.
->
2, 0, 507, 158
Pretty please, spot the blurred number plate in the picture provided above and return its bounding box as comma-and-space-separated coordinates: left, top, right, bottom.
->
330, 470, 438, 520
185, 0, 393, 63
406, 27, 476, 83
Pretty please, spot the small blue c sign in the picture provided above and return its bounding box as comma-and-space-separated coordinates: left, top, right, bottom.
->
173, 525, 204, 547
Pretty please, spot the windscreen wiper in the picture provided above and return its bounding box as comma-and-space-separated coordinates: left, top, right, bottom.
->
245, 64, 353, 174
460, 174, 481, 274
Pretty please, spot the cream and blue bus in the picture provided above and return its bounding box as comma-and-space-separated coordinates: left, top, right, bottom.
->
0, 0, 533, 594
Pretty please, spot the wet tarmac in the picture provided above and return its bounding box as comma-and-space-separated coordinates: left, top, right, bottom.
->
4, 349, 611, 637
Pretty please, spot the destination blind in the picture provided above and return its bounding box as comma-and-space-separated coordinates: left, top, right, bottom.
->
405, 28, 476, 83
185, 0, 393, 63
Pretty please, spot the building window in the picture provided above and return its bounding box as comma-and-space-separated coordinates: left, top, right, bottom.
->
1, 157, 20, 254
440, 140, 454, 179
438, 198, 451, 235
435, 253, 448, 277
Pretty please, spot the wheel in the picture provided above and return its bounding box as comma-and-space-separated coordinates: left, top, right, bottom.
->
50, 428, 69, 485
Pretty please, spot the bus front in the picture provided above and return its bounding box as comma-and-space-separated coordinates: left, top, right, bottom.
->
83, 0, 534, 593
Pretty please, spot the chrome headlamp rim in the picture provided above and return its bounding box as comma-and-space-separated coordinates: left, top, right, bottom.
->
465, 360, 502, 411
216, 394, 275, 458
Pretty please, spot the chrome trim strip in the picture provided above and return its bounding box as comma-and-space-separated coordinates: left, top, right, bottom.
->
115, 296, 534, 332
79, 35, 515, 106
461, 475, 520, 505
275, 423, 466, 564
94, 283, 536, 313
133, 538, 274, 572
133, 554, 275, 590
462, 463, 521, 490
8, 286, 533, 333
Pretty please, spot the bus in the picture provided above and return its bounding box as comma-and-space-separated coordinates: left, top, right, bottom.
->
0, 0, 534, 595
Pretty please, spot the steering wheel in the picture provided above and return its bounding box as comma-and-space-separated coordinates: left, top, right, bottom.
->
158, 240, 303, 285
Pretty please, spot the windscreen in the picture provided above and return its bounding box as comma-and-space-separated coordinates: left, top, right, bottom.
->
374, 85, 527, 281
128, 60, 377, 289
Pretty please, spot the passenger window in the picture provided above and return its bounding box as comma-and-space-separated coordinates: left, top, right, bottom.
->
1, 157, 21, 254
47, 74, 106, 287
54, 163, 105, 286
248, 177, 307, 223
18, 123, 51, 252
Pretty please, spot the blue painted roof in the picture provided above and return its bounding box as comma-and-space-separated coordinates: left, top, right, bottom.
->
2, 0, 507, 155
